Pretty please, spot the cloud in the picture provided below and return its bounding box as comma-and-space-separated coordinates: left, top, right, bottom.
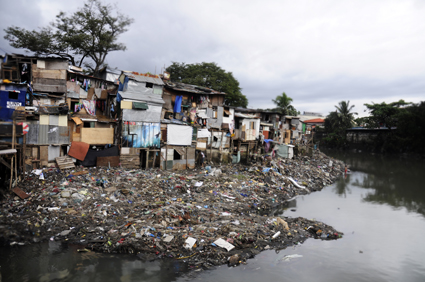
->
1, 0, 424, 117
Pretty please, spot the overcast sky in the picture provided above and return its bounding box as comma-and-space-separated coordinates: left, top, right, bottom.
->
1, 0, 424, 117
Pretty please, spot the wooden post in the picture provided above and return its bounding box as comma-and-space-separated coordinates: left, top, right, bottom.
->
185, 147, 188, 169
220, 131, 224, 162
210, 129, 213, 162
23, 135, 26, 176
165, 144, 168, 170
247, 142, 250, 164
10, 121, 16, 190
146, 149, 149, 169
153, 150, 157, 168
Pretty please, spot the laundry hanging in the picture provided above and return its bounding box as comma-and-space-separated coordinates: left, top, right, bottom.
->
174, 95, 183, 113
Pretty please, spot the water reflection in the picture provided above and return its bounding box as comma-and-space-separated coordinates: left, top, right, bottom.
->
322, 149, 425, 217
332, 174, 352, 197
0, 241, 187, 282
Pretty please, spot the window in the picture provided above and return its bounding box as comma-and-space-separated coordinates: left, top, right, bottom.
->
145, 82, 153, 88
83, 122, 95, 128
70, 100, 79, 113
250, 121, 255, 130
173, 149, 182, 160
8, 91, 19, 100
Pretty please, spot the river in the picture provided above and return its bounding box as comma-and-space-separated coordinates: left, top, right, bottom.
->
1, 151, 425, 282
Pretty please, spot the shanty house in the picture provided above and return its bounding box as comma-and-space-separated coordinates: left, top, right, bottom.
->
0, 54, 71, 167
66, 70, 118, 146
161, 81, 232, 168
117, 71, 164, 168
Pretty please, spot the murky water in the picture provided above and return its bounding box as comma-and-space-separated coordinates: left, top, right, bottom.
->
1, 151, 425, 282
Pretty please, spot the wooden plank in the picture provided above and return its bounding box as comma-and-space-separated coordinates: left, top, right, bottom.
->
87, 88, 95, 100
40, 115, 49, 125
33, 69, 66, 79
66, 81, 79, 93
80, 128, 114, 144
12, 187, 29, 199
34, 78, 66, 86
120, 154, 140, 168
55, 156, 75, 170
97, 156, 120, 167
40, 146, 48, 162
71, 117, 83, 126
121, 101, 132, 109
33, 84, 67, 93
0, 149, 17, 155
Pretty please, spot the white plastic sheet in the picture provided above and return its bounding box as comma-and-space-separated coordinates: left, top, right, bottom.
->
213, 238, 235, 251
167, 124, 193, 145
197, 128, 211, 138
184, 237, 197, 249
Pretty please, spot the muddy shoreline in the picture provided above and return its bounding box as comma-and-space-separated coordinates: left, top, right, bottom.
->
0, 151, 344, 269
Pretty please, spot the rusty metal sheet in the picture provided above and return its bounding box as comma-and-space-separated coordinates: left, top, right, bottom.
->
12, 187, 29, 199
68, 141, 90, 161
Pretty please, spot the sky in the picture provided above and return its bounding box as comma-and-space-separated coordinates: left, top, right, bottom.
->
1, 0, 424, 117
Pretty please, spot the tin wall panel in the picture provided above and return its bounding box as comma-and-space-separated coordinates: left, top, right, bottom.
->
38, 125, 48, 144
48, 125, 59, 144
48, 145, 60, 161
58, 126, 70, 144
27, 124, 39, 144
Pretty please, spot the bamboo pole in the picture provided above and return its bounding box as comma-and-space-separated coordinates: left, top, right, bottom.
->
165, 145, 168, 170
183, 147, 186, 169
210, 129, 213, 162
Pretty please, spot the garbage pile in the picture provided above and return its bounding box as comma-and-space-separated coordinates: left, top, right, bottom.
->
0, 151, 344, 270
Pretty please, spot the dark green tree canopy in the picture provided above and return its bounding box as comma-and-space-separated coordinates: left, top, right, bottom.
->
272, 92, 297, 116
166, 62, 248, 108
4, 0, 133, 75
323, 100, 357, 147
363, 100, 410, 130
325, 100, 357, 133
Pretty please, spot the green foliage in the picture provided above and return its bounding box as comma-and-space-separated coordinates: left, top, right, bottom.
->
324, 101, 357, 147
272, 92, 297, 116
363, 100, 410, 130
354, 117, 368, 127
325, 101, 357, 133
166, 62, 248, 108
395, 101, 425, 153
4, 0, 133, 75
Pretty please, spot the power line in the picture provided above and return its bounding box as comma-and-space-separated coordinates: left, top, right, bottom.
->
0, 45, 12, 54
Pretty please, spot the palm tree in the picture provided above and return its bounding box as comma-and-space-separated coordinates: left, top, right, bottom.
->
324, 101, 358, 146
334, 100, 358, 128
272, 92, 297, 115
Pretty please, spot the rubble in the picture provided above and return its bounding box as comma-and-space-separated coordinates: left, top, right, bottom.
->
0, 151, 344, 271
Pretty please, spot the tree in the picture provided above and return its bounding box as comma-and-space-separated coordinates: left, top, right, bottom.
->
272, 92, 297, 116
334, 100, 358, 128
324, 100, 357, 146
166, 62, 248, 108
396, 101, 425, 153
4, 0, 133, 75
363, 100, 410, 130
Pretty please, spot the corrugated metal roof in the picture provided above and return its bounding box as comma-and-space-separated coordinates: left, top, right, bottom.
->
298, 115, 323, 122
234, 112, 259, 119
119, 91, 164, 105
124, 72, 164, 85
260, 122, 274, 126
165, 81, 226, 95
